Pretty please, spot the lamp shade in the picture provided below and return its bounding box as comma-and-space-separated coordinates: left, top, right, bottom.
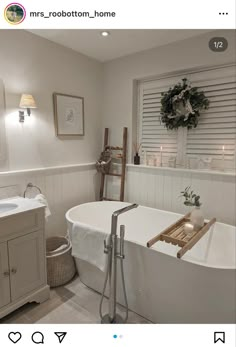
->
19, 94, 37, 109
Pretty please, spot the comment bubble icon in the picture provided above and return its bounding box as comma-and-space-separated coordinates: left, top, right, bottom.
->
31, 332, 44, 344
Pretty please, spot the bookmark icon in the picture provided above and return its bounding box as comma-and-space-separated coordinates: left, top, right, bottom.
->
54, 332, 67, 344
214, 332, 225, 344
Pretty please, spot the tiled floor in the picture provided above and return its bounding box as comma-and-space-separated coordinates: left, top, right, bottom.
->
0, 276, 151, 324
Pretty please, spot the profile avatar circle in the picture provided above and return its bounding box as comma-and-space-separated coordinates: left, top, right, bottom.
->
4, 3, 26, 25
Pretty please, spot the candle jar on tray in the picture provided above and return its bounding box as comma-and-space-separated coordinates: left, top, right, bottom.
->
183, 222, 194, 235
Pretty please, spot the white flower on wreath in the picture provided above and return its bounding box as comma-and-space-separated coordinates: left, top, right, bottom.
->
169, 85, 195, 121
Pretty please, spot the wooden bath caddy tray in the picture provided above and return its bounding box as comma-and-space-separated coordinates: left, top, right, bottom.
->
147, 213, 216, 259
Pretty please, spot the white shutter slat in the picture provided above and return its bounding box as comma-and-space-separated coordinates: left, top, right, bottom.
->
143, 95, 162, 100
143, 113, 160, 117
204, 90, 236, 97
203, 106, 236, 114
143, 129, 178, 135
194, 78, 236, 88
143, 120, 162, 125
143, 101, 161, 106
207, 100, 236, 108
143, 84, 173, 95
199, 119, 236, 125
203, 106, 236, 113
143, 107, 161, 112
142, 139, 177, 144
187, 144, 235, 150
199, 112, 235, 119
143, 144, 177, 149
197, 121, 236, 128
186, 150, 234, 156
206, 94, 236, 102
187, 139, 235, 145
188, 133, 236, 140
143, 148, 178, 154
189, 128, 235, 134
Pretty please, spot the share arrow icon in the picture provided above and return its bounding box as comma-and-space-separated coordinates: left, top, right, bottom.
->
54, 332, 67, 344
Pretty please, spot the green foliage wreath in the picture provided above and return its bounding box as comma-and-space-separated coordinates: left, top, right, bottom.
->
160, 78, 209, 130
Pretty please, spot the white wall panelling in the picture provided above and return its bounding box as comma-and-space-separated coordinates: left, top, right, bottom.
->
0, 164, 98, 237
125, 165, 236, 226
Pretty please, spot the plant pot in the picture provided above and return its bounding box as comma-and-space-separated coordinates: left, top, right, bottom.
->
190, 206, 204, 231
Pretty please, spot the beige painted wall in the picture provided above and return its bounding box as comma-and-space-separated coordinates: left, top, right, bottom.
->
102, 30, 236, 159
0, 30, 103, 172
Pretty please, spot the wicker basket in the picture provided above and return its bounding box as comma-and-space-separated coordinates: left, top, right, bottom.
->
46, 236, 76, 288
95, 149, 112, 174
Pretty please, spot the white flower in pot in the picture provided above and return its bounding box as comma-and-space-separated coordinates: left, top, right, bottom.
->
180, 186, 204, 231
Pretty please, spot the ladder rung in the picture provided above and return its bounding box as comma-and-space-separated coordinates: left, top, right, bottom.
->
102, 197, 121, 201
106, 173, 122, 177
100, 127, 127, 202
105, 146, 123, 151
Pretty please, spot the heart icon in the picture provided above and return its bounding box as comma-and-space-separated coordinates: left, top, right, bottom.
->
8, 332, 22, 344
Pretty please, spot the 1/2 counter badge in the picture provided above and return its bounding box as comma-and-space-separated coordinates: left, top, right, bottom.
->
209, 37, 228, 52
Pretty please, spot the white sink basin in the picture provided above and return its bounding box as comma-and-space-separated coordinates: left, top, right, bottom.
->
0, 203, 18, 213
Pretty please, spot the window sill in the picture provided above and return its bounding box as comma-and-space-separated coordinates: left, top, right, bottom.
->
127, 164, 236, 177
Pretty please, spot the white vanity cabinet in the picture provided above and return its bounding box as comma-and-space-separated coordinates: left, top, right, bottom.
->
0, 202, 50, 319
0, 242, 11, 308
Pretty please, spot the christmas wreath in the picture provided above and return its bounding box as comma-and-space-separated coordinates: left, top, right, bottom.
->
160, 78, 209, 130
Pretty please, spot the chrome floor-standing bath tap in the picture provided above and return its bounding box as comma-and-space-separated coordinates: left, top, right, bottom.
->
100, 203, 138, 324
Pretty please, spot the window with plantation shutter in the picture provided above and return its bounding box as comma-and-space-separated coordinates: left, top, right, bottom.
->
138, 63, 236, 170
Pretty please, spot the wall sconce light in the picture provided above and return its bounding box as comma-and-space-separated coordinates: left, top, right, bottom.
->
19, 94, 37, 122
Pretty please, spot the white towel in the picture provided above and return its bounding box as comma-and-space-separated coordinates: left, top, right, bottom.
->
34, 194, 51, 220
71, 222, 110, 272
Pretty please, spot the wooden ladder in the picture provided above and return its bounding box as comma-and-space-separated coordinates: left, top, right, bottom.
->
99, 127, 128, 202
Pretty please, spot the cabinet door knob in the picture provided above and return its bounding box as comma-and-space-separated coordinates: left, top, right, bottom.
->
3, 270, 10, 277
11, 268, 17, 274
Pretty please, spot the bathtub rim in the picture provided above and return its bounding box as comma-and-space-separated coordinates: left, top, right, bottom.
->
66, 201, 236, 271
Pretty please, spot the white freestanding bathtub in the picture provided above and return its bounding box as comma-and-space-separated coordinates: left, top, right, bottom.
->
66, 201, 236, 323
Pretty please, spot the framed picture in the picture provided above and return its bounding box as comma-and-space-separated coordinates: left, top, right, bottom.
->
53, 93, 84, 136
